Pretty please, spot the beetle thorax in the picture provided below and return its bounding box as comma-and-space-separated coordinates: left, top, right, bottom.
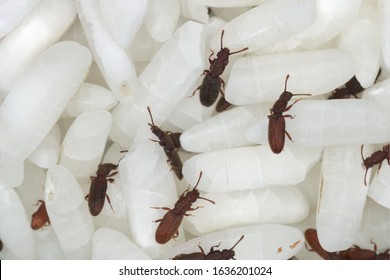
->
173, 189, 200, 214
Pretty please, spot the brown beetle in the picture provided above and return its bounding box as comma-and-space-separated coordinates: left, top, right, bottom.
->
268, 75, 311, 154
31, 200, 50, 230
328, 69, 381, 99
304, 228, 390, 260
153, 172, 215, 244
328, 76, 363, 100
85, 163, 118, 216
191, 30, 248, 107
361, 144, 390, 186
172, 235, 244, 260
147, 106, 183, 180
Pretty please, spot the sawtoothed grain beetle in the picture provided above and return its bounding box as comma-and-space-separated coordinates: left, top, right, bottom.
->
304, 228, 389, 260
172, 235, 244, 260
191, 30, 248, 107
31, 200, 50, 230
361, 144, 390, 186
85, 163, 118, 216
147, 106, 183, 180
153, 172, 215, 244
268, 75, 311, 154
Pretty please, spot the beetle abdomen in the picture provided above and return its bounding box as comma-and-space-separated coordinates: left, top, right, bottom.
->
199, 74, 222, 107
155, 211, 183, 244
268, 116, 286, 154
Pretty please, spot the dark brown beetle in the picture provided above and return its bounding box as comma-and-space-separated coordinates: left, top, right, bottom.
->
328, 69, 381, 99
152, 172, 215, 244
328, 76, 363, 99
172, 235, 244, 260
31, 200, 50, 230
304, 228, 390, 260
147, 106, 183, 180
85, 163, 118, 216
361, 144, 390, 186
191, 30, 248, 107
268, 75, 311, 154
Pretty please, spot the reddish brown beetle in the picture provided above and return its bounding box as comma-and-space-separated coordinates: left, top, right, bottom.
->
361, 144, 390, 186
191, 30, 248, 107
147, 106, 183, 180
85, 163, 118, 216
153, 172, 215, 244
268, 75, 311, 154
31, 200, 50, 230
172, 235, 244, 260
304, 228, 390, 260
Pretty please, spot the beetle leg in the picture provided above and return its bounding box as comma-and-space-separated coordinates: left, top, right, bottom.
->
369, 240, 378, 252
285, 98, 304, 112
107, 178, 115, 183
85, 194, 89, 201
105, 194, 115, 213
209, 242, 221, 253
150, 206, 172, 211
189, 85, 202, 98
173, 230, 179, 239
34, 200, 44, 206
208, 50, 215, 63
149, 138, 159, 143
285, 130, 294, 142
198, 243, 206, 254
185, 206, 204, 215
377, 162, 383, 173
283, 114, 295, 119
153, 218, 162, 223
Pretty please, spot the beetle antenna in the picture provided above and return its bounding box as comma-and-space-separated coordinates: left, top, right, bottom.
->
364, 168, 368, 186
220, 30, 225, 50
230, 235, 244, 250
284, 74, 290, 92
229, 47, 249, 56
360, 145, 365, 162
147, 106, 155, 126
193, 171, 203, 190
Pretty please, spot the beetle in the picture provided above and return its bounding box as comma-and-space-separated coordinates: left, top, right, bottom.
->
85, 163, 118, 216
268, 75, 311, 154
172, 235, 244, 260
328, 76, 363, 100
191, 30, 248, 107
361, 144, 390, 186
328, 69, 381, 99
152, 171, 215, 244
304, 228, 389, 260
147, 106, 183, 180
31, 200, 50, 230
